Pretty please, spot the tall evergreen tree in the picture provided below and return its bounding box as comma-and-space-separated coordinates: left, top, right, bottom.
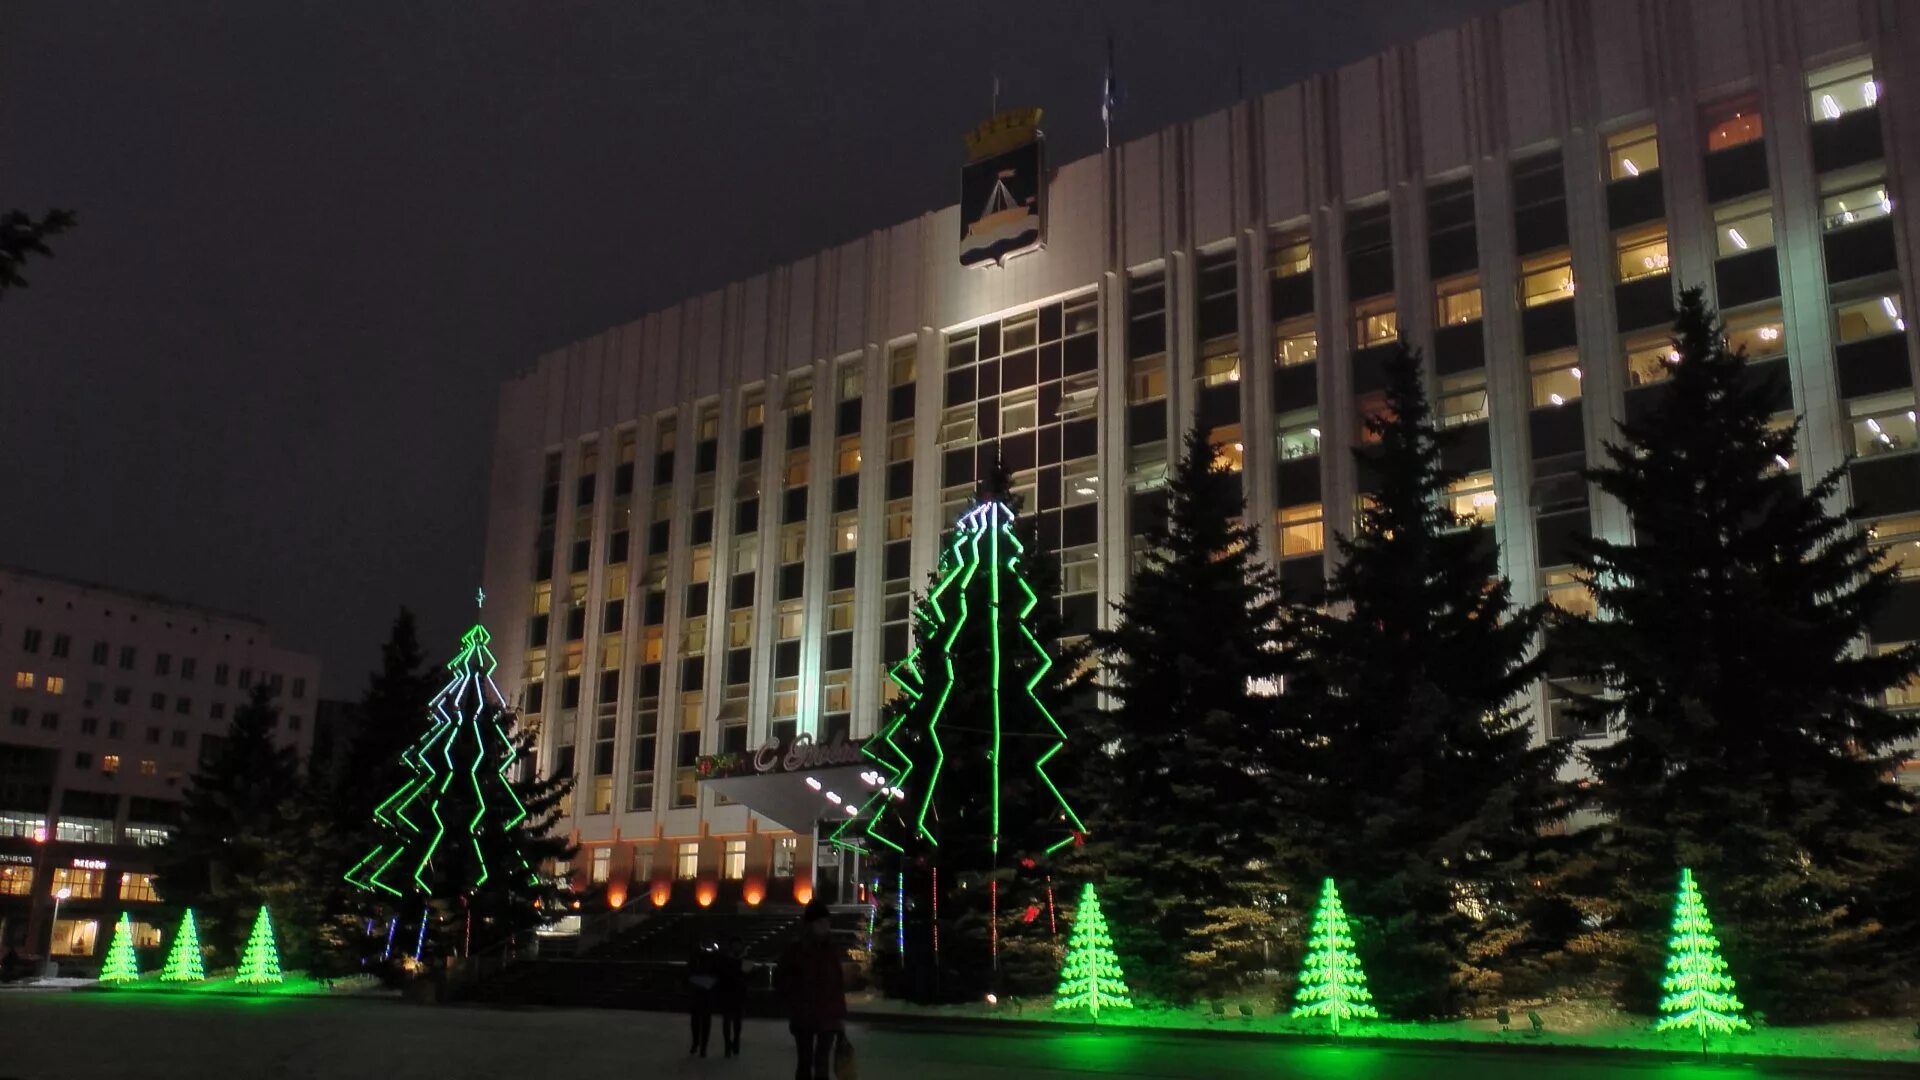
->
155, 683, 302, 965
1082, 426, 1300, 1001
1293, 345, 1571, 1018
1562, 287, 1920, 1020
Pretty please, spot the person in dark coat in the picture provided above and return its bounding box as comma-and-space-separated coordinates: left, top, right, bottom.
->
776, 898, 847, 1080
717, 934, 751, 1058
685, 939, 721, 1057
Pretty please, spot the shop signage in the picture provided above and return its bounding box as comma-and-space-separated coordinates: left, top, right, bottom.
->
697, 733, 869, 781
73, 858, 107, 870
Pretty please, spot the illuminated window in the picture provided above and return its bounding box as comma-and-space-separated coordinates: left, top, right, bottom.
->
1356, 392, 1392, 443
51, 919, 98, 957
1128, 355, 1167, 403
1624, 331, 1678, 387
723, 839, 747, 881
681, 615, 708, 657
1061, 459, 1101, 506
1820, 168, 1893, 232
1274, 317, 1318, 366
741, 387, 766, 431
101, 754, 120, 775
1807, 56, 1877, 122
0, 812, 42, 839
726, 608, 753, 650
13, 672, 31, 690
887, 420, 913, 463
1606, 123, 1660, 180
937, 404, 975, 446
1615, 224, 1670, 282
828, 589, 854, 632
641, 625, 665, 664
773, 836, 798, 878
45, 676, 65, 695
785, 448, 810, 487
139, 760, 157, 777
833, 512, 858, 554
1529, 350, 1583, 408
1276, 409, 1321, 460
1868, 513, 1920, 580
837, 362, 863, 402
835, 435, 861, 475
119, 871, 158, 902
689, 545, 712, 584
1199, 343, 1241, 387
1270, 233, 1311, 277
1835, 294, 1906, 343
1542, 568, 1596, 619
675, 842, 700, 880
1520, 251, 1575, 307
1439, 370, 1489, 428
777, 599, 804, 640
51, 866, 104, 899
124, 824, 170, 847
889, 343, 917, 386
1849, 392, 1918, 457
1209, 424, 1245, 472
786, 373, 813, 414
1434, 273, 1483, 326
1714, 195, 1775, 257
588, 847, 610, 884
1352, 297, 1398, 346
1724, 305, 1786, 360
1703, 96, 1764, 151
0, 865, 32, 896
1448, 472, 1498, 525
1278, 503, 1324, 557
779, 523, 806, 564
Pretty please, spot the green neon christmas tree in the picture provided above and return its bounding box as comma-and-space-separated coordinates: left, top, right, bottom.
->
234, 906, 283, 984
1053, 883, 1133, 1020
1291, 878, 1380, 1035
160, 909, 206, 982
1654, 868, 1749, 1048
98, 912, 140, 984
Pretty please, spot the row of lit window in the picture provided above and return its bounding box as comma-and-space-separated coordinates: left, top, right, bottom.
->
13, 630, 297, 696
0, 866, 158, 902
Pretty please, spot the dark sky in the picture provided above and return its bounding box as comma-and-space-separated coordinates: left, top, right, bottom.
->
0, 0, 1510, 696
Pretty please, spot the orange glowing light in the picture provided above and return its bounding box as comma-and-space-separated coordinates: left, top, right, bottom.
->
695, 880, 718, 908
793, 879, 814, 905
607, 884, 628, 909
743, 878, 766, 906
651, 879, 672, 907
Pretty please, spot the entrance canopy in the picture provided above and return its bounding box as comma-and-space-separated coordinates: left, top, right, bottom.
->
696, 735, 890, 835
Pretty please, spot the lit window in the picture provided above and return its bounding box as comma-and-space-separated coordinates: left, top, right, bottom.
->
1352, 297, 1398, 346
938, 404, 976, 446
829, 589, 854, 632
675, 842, 700, 881
1849, 392, 1918, 457
1520, 251, 1575, 307
1434, 273, 1483, 326
1448, 472, 1498, 525
1606, 123, 1660, 180
1834, 294, 1906, 343
641, 626, 665, 664
1624, 332, 1678, 387
1807, 57, 1877, 122
885, 499, 913, 540
0, 865, 32, 896
887, 420, 914, 463
889, 344, 917, 386
587, 847, 610, 884
772, 836, 798, 877
13, 672, 31, 690
1820, 168, 1893, 231
786, 374, 813, 414
723, 839, 747, 881
824, 670, 852, 713
1713, 195, 1775, 257
1615, 224, 1670, 282
51, 866, 104, 899
1703, 96, 1764, 152
835, 435, 861, 476
102, 754, 120, 774
726, 608, 753, 650
1724, 306, 1786, 360
785, 448, 810, 487
1209, 424, 1245, 472
1356, 392, 1392, 443
838, 362, 863, 402
833, 512, 858, 554
1868, 514, 1920, 581
777, 599, 804, 641
681, 616, 707, 657
689, 545, 712, 584
1276, 409, 1321, 460
1529, 350, 1583, 408
1199, 343, 1241, 387
1274, 318, 1318, 367
1439, 370, 1489, 427
140, 759, 157, 776
1062, 460, 1101, 506
1278, 503, 1324, 557
119, 872, 159, 902
1270, 234, 1311, 277
51, 919, 98, 958
1128, 355, 1167, 403
1542, 568, 1596, 619
779, 523, 806, 565
45, 676, 65, 695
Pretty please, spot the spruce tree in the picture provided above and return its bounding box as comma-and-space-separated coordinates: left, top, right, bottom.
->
1294, 345, 1571, 1018
1082, 425, 1300, 1001
1563, 287, 1920, 1020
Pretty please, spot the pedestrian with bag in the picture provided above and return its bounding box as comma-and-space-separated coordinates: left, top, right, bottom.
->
685, 939, 720, 1057
717, 934, 751, 1058
776, 898, 850, 1080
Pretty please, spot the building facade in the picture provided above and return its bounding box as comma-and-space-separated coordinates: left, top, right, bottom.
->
0, 567, 320, 971
483, 0, 1920, 911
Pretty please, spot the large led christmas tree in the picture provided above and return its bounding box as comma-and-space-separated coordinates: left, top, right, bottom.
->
161, 909, 205, 982
235, 906, 283, 985
1655, 868, 1749, 1049
1291, 878, 1379, 1035
98, 912, 139, 984
1053, 883, 1132, 1020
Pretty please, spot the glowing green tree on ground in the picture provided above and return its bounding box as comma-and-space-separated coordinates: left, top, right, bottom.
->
1655, 868, 1749, 1050
235, 906, 283, 985
161, 909, 205, 982
98, 912, 139, 984
1053, 883, 1132, 1020
1291, 878, 1379, 1035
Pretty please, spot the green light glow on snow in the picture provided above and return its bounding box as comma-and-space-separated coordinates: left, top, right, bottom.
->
1291, 878, 1379, 1035
1655, 868, 1750, 1044
1053, 883, 1133, 1020
234, 907, 283, 985
160, 909, 206, 982
99, 912, 140, 984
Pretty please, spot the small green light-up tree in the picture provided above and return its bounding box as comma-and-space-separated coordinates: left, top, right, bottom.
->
1053, 883, 1133, 1020
161, 909, 206, 982
98, 912, 140, 984
234, 906, 283, 985
1655, 868, 1749, 1054
1291, 879, 1379, 1035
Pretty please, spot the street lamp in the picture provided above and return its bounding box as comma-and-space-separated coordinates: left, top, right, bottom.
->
43, 886, 71, 976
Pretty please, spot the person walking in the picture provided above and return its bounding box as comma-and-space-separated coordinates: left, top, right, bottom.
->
776, 899, 847, 1080
717, 934, 751, 1058
685, 939, 720, 1057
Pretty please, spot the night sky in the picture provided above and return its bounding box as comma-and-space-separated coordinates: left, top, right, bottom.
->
1, 1, 1510, 696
